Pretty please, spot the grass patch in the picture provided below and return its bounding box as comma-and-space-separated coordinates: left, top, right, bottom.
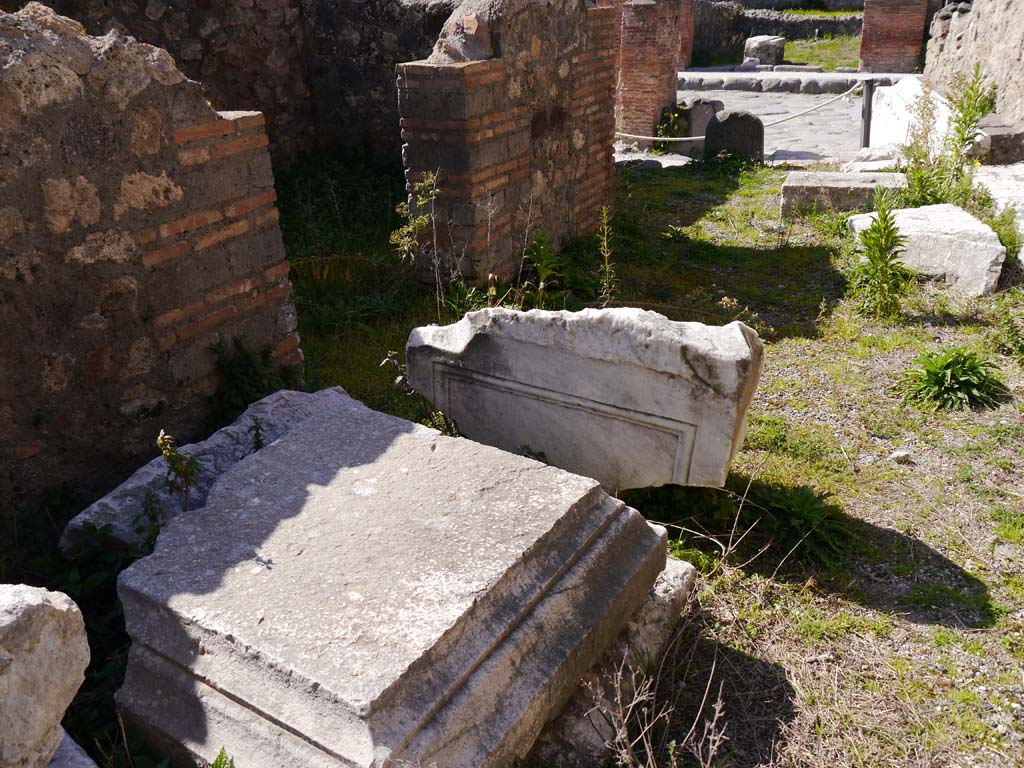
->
784, 35, 860, 71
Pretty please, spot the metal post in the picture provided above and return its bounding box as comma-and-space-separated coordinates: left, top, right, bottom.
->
861, 78, 875, 149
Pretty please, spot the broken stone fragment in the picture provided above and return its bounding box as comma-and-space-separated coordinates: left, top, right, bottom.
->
406, 308, 764, 490
60, 387, 354, 558
744, 35, 786, 65
0, 585, 90, 768
848, 203, 1006, 296
117, 393, 667, 767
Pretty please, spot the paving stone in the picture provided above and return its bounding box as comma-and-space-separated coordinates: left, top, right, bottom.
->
60, 387, 354, 558
407, 308, 763, 490
780, 170, 907, 218
848, 203, 1006, 296
1, 585, 89, 768
117, 393, 667, 767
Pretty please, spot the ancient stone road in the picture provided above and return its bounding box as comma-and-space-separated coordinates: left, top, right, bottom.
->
679, 88, 865, 164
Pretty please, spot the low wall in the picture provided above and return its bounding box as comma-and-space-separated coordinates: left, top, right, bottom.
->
398, 0, 621, 280
0, 5, 301, 513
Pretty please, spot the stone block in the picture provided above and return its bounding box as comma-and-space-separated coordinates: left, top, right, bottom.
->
406, 308, 763, 490
686, 97, 723, 139
848, 203, 1006, 296
780, 171, 907, 218
979, 114, 1024, 165
743, 35, 786, 66
60, 387, 354, 558
704, 109, 764, 162
528, 557, 697, 767
117, 393, 667, 768
0, 585, 89, 768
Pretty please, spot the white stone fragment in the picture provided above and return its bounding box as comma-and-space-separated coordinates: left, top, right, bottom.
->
60, 387, 355, 557
848, 203, 1006, 296
117, 393, 667, 768
743, 35, 786, 66
406, 308, 764, 490
0, 585, 89, 768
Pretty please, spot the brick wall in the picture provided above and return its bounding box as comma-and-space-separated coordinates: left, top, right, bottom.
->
616, 0, 682, 138
859, 0, 928, 73
679, 0, 695, 68
397, 0, 620, 280
0, 5, 301, 512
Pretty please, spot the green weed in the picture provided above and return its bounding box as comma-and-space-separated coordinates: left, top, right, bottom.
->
897, 346, 1010, 411
848, 189, 915, 320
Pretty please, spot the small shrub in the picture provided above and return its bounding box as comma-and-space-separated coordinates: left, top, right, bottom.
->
745, 483, 852, 565
156, 430, 200, 519
898, 346, 1010, 411
597, 206, 619, 308
521, 234, 564, 310
848, 188, 915, 319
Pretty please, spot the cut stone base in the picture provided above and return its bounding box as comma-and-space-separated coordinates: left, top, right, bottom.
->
529, 558, 698, 767
780, 171, 907, 218
116, 394, 667, 768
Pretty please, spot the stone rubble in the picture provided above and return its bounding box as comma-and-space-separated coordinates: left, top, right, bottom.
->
407, 308, 763, 491
848, 203, 1006, 296
0, 585, 90, 768
60, 388, 354, 558
116, 392, 668, 767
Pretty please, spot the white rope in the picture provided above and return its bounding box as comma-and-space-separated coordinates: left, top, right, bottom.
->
613, 81, 865, 143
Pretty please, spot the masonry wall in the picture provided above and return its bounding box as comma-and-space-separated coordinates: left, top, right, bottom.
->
617, 0, 681, 137
48, 0, 450, 165
0, 5, 301, 513
859, 0, 928, 72
925, 1, 1024, 125
679, 0, 695, 68
397, 0, 620, 280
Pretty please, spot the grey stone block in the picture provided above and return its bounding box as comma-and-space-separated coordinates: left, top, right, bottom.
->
407, 308, 763, 490
781, 171, 907, 218
705, 109, 765, 162
116, 394, 668, 768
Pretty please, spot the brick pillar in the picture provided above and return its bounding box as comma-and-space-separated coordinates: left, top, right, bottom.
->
616, 0, 682, 139
678, 0, 694, 69
860, 0, 929, 72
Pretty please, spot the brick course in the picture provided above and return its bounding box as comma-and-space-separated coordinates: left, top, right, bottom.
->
617, 0, 683, 138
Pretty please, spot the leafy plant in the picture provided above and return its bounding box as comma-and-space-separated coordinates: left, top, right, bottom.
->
207, 337, 301, 429
659, 224, 687, 241
597, 206, 619, 308
990, 314, 1024, 363
156, 430, 200, 520
522, 234, 563, 309
848, 188, 916, 319
898, 346, 1010, 411
653, 103, 690, 155
210, 748, 233, 768
745, 483, 852, 566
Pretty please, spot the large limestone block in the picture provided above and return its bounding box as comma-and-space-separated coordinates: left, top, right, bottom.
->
117, 393, 667, 768
780, 171, 907, 218
743, 35, 785, 65
1, 586, 89, 768
407, 308, 763, 490
704, 110, 764, 162
60, 388, 354, 558
848, 203, 1006, 296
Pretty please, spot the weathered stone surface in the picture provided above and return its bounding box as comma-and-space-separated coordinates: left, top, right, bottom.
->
117, 393, 667, 768
61, 388, 352, 558
704, 109, 764, 161
528, 557, 697, 767
849, 204, 1006, 296
407, 308, 763, 490
780, 171, 907, 218
0, 585, 89, 768
743, 34, 785, 65
687, 97, 724, 138
48, 731, 97, 768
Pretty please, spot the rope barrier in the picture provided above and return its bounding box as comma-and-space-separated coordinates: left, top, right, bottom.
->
613, 81, 865, 143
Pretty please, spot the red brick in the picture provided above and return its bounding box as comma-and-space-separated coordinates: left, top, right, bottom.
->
209, 133, 270, 161
205, 278, 255, 306
254, 207, 280, 228
178, 147, 211, 166
264, 261, 291, 283
173, 119, 235, 145
224, 189, 276, 219
193, 219, 250, 251
160, 209, 223, 239
272, 333, 301, 358
143, 240, 190, 268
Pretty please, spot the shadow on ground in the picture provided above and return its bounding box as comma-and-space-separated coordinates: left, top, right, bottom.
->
625, 478, 996, 630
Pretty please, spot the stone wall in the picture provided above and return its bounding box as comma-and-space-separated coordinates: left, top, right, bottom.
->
397, 0, 620, 280
859, 0, 928, 72
925, 1, 1024, 125
47, 0, 451, 165
617, 0, 681, 136
693, 0, 862, 61
0, 5, 301, 512
733, 0, 862, 8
